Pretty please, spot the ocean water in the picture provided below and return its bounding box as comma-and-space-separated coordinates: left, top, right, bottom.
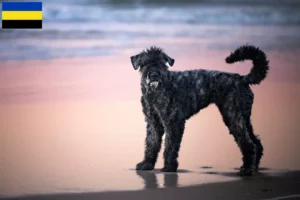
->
0, 0, 300, 60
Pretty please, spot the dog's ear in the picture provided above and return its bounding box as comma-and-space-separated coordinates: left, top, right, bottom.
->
130, 54, 142, 70
162, 53, 175, 67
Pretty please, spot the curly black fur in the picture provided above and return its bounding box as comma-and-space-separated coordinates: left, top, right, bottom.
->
130, 45, 269, 176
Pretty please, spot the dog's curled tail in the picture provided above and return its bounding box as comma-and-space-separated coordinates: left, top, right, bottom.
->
225, 45, 269, 85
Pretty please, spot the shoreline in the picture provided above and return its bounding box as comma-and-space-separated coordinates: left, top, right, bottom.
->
2, 170, 300, 200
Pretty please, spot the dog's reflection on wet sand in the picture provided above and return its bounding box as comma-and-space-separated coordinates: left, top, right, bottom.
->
135, 167, 275, 189
136, 169, 193, 189
136, 170, 179, 189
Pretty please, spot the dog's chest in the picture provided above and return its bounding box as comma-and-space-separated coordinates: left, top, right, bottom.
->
144, 93, 170, 117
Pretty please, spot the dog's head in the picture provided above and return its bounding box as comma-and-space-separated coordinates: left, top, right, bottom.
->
130, 46, 175, 91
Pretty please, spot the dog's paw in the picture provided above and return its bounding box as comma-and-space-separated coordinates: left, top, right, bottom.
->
254, 164, 261, 172
237, 167, 255, 176
136, 161, 154, 171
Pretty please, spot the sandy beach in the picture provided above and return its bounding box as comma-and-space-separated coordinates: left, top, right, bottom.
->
1, 0, 300, 199
2, 170, 300, 200
1, 52, 300, 199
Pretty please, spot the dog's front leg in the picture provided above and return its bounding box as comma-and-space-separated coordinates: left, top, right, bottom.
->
161, 117, 185, 172
136, 117, 164, 171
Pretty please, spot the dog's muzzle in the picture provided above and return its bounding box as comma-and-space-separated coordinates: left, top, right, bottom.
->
147, 71, 160, 90
149, 81, 159, 88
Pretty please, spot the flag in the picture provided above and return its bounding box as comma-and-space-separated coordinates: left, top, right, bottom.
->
2, 2, 42, 29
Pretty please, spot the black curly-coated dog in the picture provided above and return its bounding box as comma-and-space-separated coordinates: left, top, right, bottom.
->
130, 45, 269, 176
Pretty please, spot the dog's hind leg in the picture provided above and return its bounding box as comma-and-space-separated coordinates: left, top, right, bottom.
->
240, 88, 263, 171
218, 104, 257, 176
246, 118, 263, 171
232, 126, 257, 176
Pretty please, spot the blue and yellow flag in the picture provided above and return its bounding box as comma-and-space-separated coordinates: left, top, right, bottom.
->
2, 2, 42, 29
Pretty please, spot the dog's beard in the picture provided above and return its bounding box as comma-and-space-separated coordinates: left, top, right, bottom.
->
148, 81, 159, 92
145, 81, 160, 93
149, 81, 159, 89
145, 77, 160, 92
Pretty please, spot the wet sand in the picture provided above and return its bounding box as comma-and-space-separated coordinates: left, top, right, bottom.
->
2, 169, 300, 200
